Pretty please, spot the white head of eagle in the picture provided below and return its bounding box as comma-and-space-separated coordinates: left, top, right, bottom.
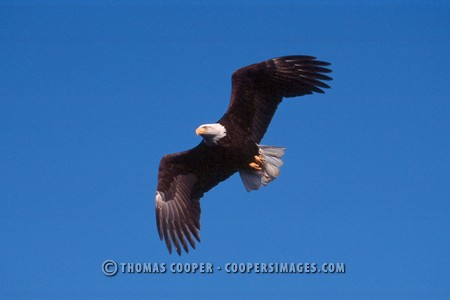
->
195, 123, 227, 145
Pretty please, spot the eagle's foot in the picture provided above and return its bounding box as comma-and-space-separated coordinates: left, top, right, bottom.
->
249, 155, 264, 171
249, 162, 262, 171
254, 155, 264, 164
240, 145, 286, 192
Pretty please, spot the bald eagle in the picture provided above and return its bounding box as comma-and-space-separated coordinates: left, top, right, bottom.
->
156, 56, 332, 255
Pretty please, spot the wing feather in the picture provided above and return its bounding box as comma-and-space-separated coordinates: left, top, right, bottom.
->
220, 55, 332, 143
155, 144, 234, 255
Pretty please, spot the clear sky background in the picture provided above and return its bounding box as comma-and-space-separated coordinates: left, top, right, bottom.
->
1, 1, 449, 299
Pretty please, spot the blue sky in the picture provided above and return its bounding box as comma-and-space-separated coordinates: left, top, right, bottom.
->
1, 1, 449, 299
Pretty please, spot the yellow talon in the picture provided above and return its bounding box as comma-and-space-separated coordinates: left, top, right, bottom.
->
249, 162, 262, 171
254, 155, 264, 163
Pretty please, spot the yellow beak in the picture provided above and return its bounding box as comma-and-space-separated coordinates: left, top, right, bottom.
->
196, 127, 206, 135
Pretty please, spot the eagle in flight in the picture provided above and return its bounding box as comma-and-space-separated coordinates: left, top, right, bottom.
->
155, 56, 332, 255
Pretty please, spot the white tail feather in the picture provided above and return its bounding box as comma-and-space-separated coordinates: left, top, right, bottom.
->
239, 145, 286, 192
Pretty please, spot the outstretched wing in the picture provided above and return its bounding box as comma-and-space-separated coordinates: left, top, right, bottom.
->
220, 56, 332, 143
155, 144, 234, 255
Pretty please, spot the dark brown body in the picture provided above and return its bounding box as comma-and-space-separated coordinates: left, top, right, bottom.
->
158, 121, 258, 200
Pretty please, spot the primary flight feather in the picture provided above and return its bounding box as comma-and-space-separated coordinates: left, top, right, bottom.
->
155, 56, 332, 255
